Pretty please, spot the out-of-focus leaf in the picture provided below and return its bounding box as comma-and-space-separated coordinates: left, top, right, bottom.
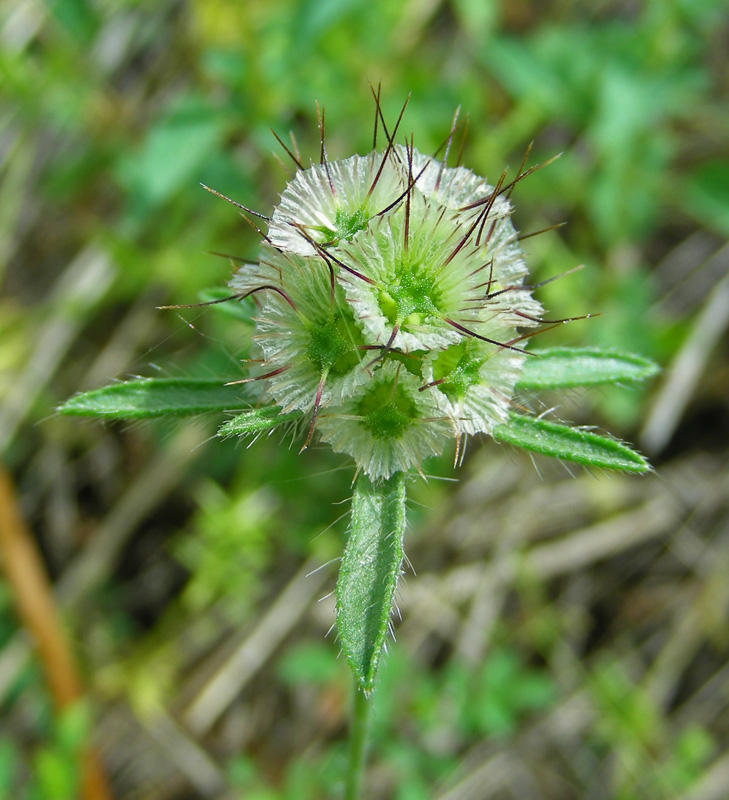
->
517, 347, 659, 389
493, 413, 650, 473
48, 0, 99, 43
471, 649, 556, 737
479, 36, 567, 116
116, 95, 227, 213
0, 739, 16, 795
55, 703, 90, 753
451, 0, 498, 40
59, 378, 249, 419
34, 748, 79, 800
277, 642, 340, 685
176, 483, 274, 615
291, 0, 367, 48
683, 160, 729, 237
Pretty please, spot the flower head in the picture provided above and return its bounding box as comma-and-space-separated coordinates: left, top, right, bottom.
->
230, 118, 548, 478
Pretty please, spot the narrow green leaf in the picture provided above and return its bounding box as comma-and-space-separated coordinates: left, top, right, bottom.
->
217, 406, 301, 436
517, 347, 659, 390
59, 378, 250, 419
337, 472, 407, 694
493, 413, 651, 473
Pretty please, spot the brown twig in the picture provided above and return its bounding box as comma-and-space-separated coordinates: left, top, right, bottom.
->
0, 467, 112, 800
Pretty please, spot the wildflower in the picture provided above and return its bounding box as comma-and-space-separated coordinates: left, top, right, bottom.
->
59, 95, 655, 724
230, 132, 546, 475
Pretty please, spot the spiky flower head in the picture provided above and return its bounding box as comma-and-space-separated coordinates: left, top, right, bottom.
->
230, 111, 550, 479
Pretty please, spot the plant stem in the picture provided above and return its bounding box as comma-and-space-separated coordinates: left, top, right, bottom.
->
345, 683, 372, 800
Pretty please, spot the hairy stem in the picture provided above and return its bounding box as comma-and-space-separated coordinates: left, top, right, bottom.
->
345, 683, 373, 800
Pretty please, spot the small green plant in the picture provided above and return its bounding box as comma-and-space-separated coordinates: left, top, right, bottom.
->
0, 702, 90, 800
59, 91, 657, 799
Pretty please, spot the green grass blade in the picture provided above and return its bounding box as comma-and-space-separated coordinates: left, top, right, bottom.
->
517, 347, 659, 390
58, 378, 250, 419
493, 413, 651, 473
337, 472, 407, 694
217, 407, 301, 436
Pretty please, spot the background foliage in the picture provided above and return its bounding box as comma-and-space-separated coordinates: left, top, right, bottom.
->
1, 0, 728, 797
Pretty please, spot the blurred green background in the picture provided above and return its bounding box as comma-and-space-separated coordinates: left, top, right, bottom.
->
1, 0, 729, 798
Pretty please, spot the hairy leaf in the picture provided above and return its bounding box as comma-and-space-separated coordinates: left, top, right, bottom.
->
337, 472, 407, 694
59, 378, 250, 419
218, 406, 301, 436
517, 347, 659, 390
493, 413, 651, 473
